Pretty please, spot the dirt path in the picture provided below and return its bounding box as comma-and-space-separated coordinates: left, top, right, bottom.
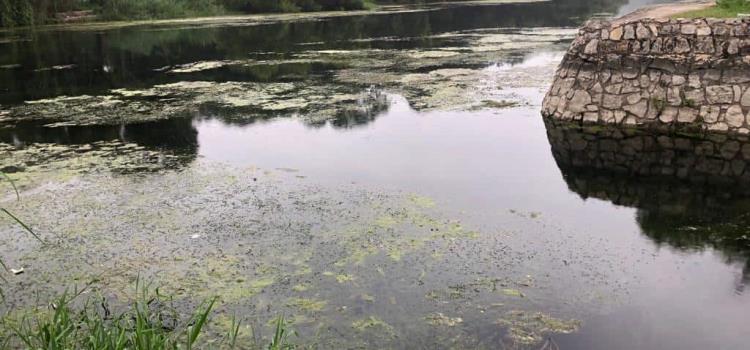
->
614, 0, 715, 24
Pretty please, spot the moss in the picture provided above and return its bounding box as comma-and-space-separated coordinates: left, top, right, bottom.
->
335, 274, 354, 283
286, 298, 327, 312
351, 316, 394, 334
501, 288, 525, 298
407, 194, 436, 209
497, 310, 581, 345
424, 312, 463, 327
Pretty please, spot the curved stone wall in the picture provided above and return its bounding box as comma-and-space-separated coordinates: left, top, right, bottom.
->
542, 18, 750, 134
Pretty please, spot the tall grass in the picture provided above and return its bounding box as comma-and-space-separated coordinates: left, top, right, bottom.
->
2, 282, 298, 349
4, 283, 217, 349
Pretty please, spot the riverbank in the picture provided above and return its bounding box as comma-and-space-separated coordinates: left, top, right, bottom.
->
0, 0, 536, 31
615, 0, 714, 23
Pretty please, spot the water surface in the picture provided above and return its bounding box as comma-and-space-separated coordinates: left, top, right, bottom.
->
1, 1, 749, 349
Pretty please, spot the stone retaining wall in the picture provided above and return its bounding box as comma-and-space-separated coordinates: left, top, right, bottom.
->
542, 17, 750, 134
544, 118, 750, 185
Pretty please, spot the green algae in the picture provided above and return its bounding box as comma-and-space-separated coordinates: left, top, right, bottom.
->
4, 81, 387, 127
407, 194, 436, 208
335, 274, 354, 284
286, 298, 327, 312
351, 316, 394, 334
0, 157, 583, 349
424, 312, 463, 327
497, 310, 581, 345
1, 25, 569, 129
292, 283, 309, 292
501, 288, 525, 298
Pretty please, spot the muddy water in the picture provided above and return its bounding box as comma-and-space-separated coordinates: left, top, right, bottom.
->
1, 0, 749, 349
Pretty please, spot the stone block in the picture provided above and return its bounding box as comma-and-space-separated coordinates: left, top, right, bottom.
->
681, 24, 697, 35
677, 107, 698, 123
568, 90, 592, 113
610, 26, 623, 40
624, 100, 648, 118
706, 85, 735, 104
700, 105, 721, 123
726, 105, 745, 127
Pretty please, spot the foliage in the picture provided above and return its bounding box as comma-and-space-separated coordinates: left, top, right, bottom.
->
3, 283, 217, 349
98, 0, 225, 21
1, 282, 298, 349
0, 0, 35, 27
0, 0, 370, 26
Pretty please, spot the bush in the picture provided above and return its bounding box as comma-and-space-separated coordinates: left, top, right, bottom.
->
0, 0, 34, 27
0, 0, 370, 26
99, 0, 224, 20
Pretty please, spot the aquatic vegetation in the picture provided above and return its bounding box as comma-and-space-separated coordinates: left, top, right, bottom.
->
351, 316, 394, 334
496, 310, 580, 345
4, 81, 388, 128
0, 141, 190, 190
168, 60, 242, 73
335, 274, 354, 284
268, 314, 297, 350
286, 298, 327, 312
407, 194, 436, 209
292, 283, 309, 292
424, 313, 463, 327
501, 288, 525, 298
1, 285, 217, 349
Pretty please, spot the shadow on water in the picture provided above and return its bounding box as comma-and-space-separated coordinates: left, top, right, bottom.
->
544, 118, 750, 294
0, 117, 199, 154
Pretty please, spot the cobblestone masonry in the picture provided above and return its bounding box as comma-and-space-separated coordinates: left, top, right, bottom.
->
542, 17, 750, 134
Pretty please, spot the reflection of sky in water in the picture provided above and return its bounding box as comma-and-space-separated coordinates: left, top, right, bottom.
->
1, 1, 749, 348
193, 90, 750, 349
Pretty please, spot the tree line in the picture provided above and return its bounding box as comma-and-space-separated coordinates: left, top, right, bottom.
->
0, 0, 379, 27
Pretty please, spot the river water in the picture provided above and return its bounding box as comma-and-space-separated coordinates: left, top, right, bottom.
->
0, 1, 748, 349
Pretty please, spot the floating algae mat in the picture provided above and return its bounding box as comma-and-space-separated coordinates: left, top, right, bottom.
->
1, 1, 750, 349
0, 161, 603, 348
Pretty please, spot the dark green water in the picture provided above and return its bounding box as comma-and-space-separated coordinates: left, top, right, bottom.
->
0, 1, 749, 349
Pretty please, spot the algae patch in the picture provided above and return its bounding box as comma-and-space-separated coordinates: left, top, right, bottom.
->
424, 313, 463, 327
497, 310, 581, 345
352, 316, 394, 334
286, 298, 328, 312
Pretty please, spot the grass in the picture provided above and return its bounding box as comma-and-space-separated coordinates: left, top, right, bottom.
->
1, 282, 298, 349
3, 283, 217, 349
675, 0, 750, 18
0, 173, 297, 349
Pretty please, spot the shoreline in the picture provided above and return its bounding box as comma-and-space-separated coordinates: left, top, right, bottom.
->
0, 0, 544, 34
614, 0, 715, 24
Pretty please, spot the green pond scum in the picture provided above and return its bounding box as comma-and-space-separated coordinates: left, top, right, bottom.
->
0, 160, 590, 348
5, 1, 748, 349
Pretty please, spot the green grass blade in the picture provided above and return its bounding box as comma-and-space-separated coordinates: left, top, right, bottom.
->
187, 297, 216, 349
1, 208, 44, 243
0, 171, 19, 201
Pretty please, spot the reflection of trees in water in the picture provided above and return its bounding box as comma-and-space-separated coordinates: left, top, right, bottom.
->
0, 0, 629, 104
197, 87, 389, 129
544, 119, 750, 293
0, 117, 199, 159
330, 89, 389, 129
